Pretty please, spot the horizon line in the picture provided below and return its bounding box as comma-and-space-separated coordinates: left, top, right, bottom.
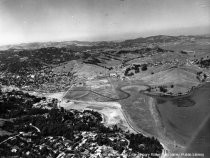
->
0, 33, 209, 47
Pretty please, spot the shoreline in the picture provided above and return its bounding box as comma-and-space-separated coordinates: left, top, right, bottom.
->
119, 95, 171, 157
148, 96, 185, 154
145, 81, 207, 99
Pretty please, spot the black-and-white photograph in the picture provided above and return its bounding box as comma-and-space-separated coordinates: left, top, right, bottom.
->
0, 0, 209, 157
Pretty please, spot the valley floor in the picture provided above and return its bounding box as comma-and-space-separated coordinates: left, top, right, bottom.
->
44, 82, 173, 157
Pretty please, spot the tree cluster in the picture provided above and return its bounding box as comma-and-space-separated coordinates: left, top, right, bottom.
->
196, 58, 210, 68
159, 86, 168, 93
125, 64, 148, 76
126, 133, 163, 156
0, 90, 46, 118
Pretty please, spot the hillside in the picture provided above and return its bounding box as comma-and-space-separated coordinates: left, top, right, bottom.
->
141, 67, 200, 95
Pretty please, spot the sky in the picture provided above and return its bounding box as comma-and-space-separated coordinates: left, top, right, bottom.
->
0, 0, 210, 45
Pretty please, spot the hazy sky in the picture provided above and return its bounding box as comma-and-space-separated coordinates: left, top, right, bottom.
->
0, 0, 209, 45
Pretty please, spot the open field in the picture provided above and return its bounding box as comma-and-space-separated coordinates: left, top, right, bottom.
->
64, 87, 120, 102
62, 79, 161, 137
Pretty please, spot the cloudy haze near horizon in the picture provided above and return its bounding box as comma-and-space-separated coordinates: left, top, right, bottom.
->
0, 0, 210, 45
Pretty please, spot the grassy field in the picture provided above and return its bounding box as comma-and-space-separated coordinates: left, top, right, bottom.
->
64, 87, 90, 100
140, 67, 200, 95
